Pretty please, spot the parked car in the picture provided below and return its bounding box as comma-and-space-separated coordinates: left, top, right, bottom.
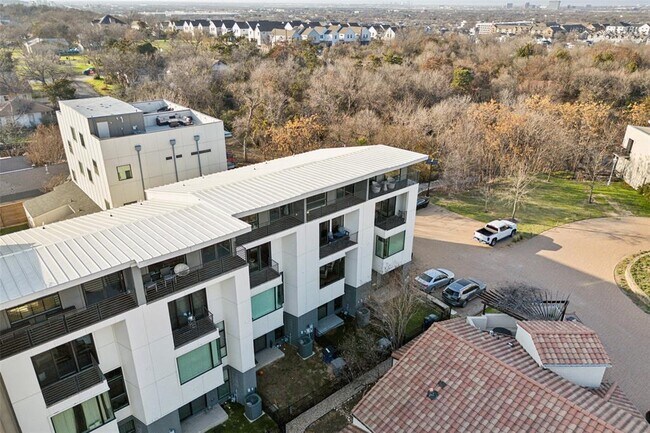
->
224, 130, 233, 138
82, 67, 96, 76
442, 278, 487, 308
415, 268, 455, 293
416, 196, 430, 210
473, 220, 517, 246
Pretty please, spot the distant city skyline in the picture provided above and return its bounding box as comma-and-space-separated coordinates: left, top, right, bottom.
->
44, 0, 650, 7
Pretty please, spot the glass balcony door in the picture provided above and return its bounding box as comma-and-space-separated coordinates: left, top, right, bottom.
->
168, 290, 208, 331
32, 335, 97, 388
82, 273, 126, 306
247, 242, 270, 272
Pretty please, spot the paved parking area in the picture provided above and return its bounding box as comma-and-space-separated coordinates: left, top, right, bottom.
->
413, 205, 650, 415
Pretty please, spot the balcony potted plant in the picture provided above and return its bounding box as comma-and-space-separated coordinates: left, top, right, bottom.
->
371, 181, 381, 194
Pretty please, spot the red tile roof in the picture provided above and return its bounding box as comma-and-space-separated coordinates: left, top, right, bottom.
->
339, 425, 367, 433
352, 318, 649, 433
518, 320, 612, 365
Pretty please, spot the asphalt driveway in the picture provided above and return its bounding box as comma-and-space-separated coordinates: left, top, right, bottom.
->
413, 205, 650, 415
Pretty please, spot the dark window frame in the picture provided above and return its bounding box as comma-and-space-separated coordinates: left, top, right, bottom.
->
105, 367, 129, 412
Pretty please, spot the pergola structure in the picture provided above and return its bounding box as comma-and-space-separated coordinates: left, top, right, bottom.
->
479, 287, 569, 321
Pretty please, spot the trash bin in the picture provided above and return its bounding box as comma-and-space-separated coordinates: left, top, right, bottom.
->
298, 335, 313, 359
356, 307, 370, 327
322, 345, 336, 364
422, 313, 440, 330
244, 393, 262, 421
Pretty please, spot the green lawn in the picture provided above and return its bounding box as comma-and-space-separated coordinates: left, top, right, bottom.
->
209, 403, 279, 433
152, 39, 172, 52
631, 254, 650, 297
432, 177, 650, 238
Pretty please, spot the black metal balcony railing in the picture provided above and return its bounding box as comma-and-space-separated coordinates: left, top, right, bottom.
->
172, 307, 217, 349
249, 259, 281, 288
368, 170, 420, 200
236, 214, 304, 245
145, 247, 247, 303
41, 357, 105, 407
0, 292, 137, 360
375, 210, 407, 231
319, 231, 358, 259
306, 191, 366, 222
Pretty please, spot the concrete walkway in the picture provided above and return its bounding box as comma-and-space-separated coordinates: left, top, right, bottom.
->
286, 359, 392, 433
413, 205, 650, 414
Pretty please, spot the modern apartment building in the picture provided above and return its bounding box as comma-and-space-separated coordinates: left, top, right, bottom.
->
0, 145, 426, 433
57, 97, 228, 211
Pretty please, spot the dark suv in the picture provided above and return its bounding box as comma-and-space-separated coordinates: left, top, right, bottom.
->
442, 278, 487, 308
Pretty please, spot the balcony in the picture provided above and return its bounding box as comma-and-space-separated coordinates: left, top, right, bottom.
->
0, 292, 137, 360
249, 259, 281, 289
320, 231, 358, 259
306, 191, 365, 222
375, 210, 407, 231
236, 214, 304, 245
145, 248, 247, 303
41, 358, 104, 407
368, 170, 420, 200
172, 308, 217, 349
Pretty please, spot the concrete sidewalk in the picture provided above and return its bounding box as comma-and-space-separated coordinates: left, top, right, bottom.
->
286, 359, 392, 433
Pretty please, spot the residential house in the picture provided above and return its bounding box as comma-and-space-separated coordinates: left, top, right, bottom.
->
56, 96, 229, 210
382, 26, 397, 40
131, 20, 147, 31
474, 21, 497, 35
232, 21, 253, 39
284, 20, 303, 30
91, 14, 126, 26
350, 316, 650, 433
0, 99, 53, 128
606, 22, 634, 34
638, 23, 650, 36
270, 28, 299, 46
348, 26, 371, 43
167, 20, 185, 32
219, 20, 236, 35
0, 144, 425, 433
208, 20, 221, 36
184, 20, 211, 35
253, 21, 285, 46
615, 125, 650, 189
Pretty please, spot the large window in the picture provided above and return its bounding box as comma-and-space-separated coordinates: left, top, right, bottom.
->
251, 285, 284, 320
176, 339, 221, 384
51, 392, 114, 433
178, 394, 208, 422
319, 215, 344, 247
216, 321, 227, 358
81, 272, 126, 306
306, 193, 326, 212
116, 165, 133, 181
216, 367, 230, 400
105, 368, 129, 412
32, 335, 97, 389
79, 132, 86, 148
375, 231, 406, 259
201, 240, 232, 264
375, 196, 396, 219
6, 293, 61, 326
247, 242, 270, 272
319, 257, 345, 288
168, 289, 207, 331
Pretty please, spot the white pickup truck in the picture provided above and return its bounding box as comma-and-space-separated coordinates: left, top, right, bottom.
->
474, 220, 517, 246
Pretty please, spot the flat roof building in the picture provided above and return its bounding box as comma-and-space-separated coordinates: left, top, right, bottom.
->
57, 97, 228, 211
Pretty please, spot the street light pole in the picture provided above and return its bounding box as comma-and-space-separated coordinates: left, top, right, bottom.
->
135, 144, 145, 200
193, 135, 203, 177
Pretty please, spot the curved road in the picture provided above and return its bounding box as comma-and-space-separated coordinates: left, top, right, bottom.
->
413, 206, 650, 415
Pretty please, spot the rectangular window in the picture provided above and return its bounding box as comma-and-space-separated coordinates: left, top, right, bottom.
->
176, 339, 221, 384
251, 285, 284, 320
306, 193, 326, 212
626, 138, 634, 154
32, 335, 97, 389
71, 169, 77, 181
79, 161, 84, 174
116, 164, 133, 181
93, 160, 99, 175
216, 321, 227, 358
79, 132, 86, 148
70, 126, 77, 141
216, 367, 230, 400
334, 296, 343, 311
242, 213, 259, 230
68, 140, 73, 154
319, 257, 345, 288
375, 231, 406, 259
105, 368, 129, 412
178, 394, 208, 421
318, 304, 328, 320
201, 240, 232, 264
168, 289, 208, 331
105, 200, 110, 210
7, 293, 61, 326
87, 169, 93, 182
51, 392, 114, 433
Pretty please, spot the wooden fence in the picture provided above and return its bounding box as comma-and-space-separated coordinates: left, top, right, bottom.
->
0, 202, 27, 229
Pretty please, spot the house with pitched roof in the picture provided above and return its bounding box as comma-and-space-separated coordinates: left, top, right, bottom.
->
91, 14, 126, 26
615, 125, 650, 189
350, 316, 649, 433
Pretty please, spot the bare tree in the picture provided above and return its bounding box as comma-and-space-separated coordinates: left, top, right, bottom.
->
19, 51, 68, 85
367, 270, 421, 350
26, 124, 65, 166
